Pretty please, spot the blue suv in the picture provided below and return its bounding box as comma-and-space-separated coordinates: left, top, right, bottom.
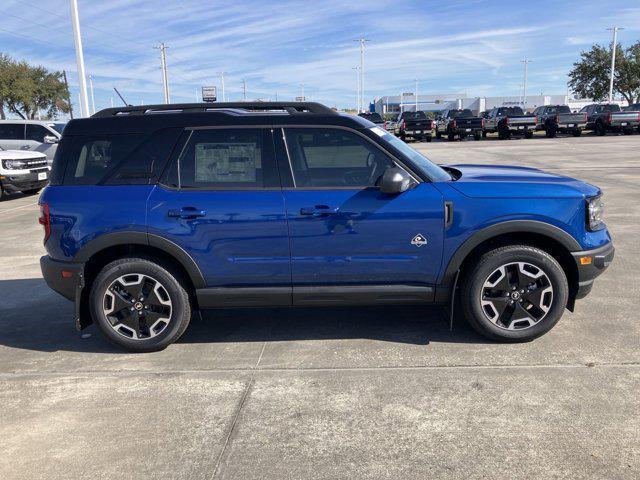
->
39, 102, 614, 351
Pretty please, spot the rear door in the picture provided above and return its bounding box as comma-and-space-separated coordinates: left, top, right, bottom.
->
146, 127, 291, 306
277, 126, 444, 303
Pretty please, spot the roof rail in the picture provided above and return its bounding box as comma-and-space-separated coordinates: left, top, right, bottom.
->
92, 102, 337, 118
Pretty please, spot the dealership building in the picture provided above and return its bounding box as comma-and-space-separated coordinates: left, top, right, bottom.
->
372, 93, 628, 115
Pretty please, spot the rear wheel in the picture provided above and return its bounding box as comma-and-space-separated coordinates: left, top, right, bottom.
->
90, 257, 191, 352
447, 132, 455, 141
473, 132, 482, 141
595, 121, 606, 136
524, 130, 534, 139
545, 125, 556, 138
435, 130, 442, 139
461, 245, 568, 342
482, 130, 488, 139
572, 129, 582, 137
425, 135, 432, 142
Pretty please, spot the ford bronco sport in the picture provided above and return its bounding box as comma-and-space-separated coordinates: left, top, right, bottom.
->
39, 102, 614, 352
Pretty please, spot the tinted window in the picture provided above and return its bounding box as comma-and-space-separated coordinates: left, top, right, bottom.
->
405, 111, 428, 119
0, 123, 24, 140
26, 124, 51, 143
63, 134, 144, 185
49, 123, 66, 134
602, 104, 621, 112
285, 128, 395, 188
546, 105, 570, 114
176, 129, 276, 188
358, 112, 384, 123
452, 109, 473, 118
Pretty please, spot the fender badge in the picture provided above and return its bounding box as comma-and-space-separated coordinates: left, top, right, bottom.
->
411, 234, 428, 247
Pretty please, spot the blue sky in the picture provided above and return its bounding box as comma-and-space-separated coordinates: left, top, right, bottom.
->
2, 0, 640, 115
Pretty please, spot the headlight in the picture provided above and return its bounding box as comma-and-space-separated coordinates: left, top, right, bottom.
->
586, 195, 605, 231
2, 159, 25, 170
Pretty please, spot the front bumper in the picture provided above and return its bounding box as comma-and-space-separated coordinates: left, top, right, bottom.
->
571, 242, 615, 299
0, 170, 49, 193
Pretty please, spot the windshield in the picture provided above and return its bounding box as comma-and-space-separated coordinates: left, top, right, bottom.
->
369, 127, 450, 182
48, 123, 66, 134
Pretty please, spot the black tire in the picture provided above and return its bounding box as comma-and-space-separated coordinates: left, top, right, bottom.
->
460, 245, 568, 342
89, 257, 192, 352
400, 133, 406, 142
595, 121, 606, 136
498, 127, 509, 140
473, 132, 482, 141
435, 130, 442, 139
425, 135, 432, 142
545, 126, 556, 138
22, 188, 42, 195
524, 130, 534, 139
572, 129, 582, 137
623, 128, 633, 135
482, 130, 488, 139
447, 132, 455, 141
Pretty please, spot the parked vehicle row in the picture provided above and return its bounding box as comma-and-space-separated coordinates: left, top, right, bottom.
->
377, 103, 640, 142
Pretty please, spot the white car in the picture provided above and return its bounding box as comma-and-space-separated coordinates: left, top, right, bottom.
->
0, 146, 50, 198
0, 120, 64, 166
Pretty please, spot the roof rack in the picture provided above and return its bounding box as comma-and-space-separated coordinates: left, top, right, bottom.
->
92, 101, 337, 118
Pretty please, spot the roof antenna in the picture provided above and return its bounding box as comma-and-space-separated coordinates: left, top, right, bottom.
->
113, 87, 131, 106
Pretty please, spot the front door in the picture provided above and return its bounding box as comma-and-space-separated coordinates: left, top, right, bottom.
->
278, 127, 444, 303
146, 127, 291, 306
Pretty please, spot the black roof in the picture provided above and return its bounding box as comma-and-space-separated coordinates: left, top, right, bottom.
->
64, 102, 371, 135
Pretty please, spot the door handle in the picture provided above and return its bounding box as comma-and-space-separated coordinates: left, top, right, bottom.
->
300, 205, 339, 217
168, 207, 207, 219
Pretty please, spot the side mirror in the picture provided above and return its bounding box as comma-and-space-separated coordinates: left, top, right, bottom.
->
379, 167, 414, 194
43, 135, 59, 144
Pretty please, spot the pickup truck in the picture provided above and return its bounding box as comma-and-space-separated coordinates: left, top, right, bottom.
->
358, 112, 386, 129
580, 103, 640, 135
395, 111, 436, 142
624, 104, 640, 133
533, 105, 587, 137
483, 107, 537, 140
435, 109, 484, 141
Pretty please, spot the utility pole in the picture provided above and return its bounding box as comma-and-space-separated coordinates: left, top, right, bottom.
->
242, 78, 247, 100
219, 72, 226, 102
352, 66, 360, 111
62, 70, 73, 119
607, 27, 624, 102
69, 0, 89, 117
414, 79, 418, 111
521, 59, 532, 109
88, 75, 96, 114
155, 43, 170, 104
355, 38, 370, 112
299, 84, 305, 101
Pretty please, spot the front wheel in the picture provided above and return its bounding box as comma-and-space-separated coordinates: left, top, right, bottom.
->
461, 245, 568, 342
90, 257, 192, 352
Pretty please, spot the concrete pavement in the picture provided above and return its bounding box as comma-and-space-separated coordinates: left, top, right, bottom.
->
0, 134, 638, 479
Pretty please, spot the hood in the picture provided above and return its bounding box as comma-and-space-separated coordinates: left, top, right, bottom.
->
0, 149, 47, 160
444, 164, 600, 198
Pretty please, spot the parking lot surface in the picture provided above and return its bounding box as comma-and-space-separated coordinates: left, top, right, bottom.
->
0, 135, 638, 479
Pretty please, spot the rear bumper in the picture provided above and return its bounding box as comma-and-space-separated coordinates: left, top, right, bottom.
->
571, 242, 615, 299
404, 129, 434, 138
40, 255, 84, 302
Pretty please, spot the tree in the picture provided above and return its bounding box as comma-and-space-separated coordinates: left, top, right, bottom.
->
569, 41, 640, 104
0, 53, 71, 119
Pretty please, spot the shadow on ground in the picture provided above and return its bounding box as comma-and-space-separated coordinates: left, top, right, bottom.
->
0, 278, 489, 354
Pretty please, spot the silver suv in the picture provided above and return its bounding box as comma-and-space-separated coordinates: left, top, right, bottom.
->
0, 120, 65, 165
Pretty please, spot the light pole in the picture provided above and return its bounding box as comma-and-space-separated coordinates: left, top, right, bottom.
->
352, 66, 360, 111
299, 83, 305, 101
354, 38, 370, 112
88, 75, 95, 114
155, 42, 170, 104
607, 27, 624, 102
414, 79, 418, 111
219, 72, 226, 102
69, 0, 89, 117
521, 59, 532, 109
242, 78, 247, 101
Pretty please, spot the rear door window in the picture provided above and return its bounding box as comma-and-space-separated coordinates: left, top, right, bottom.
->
0, 123, 24, 140
167, 128, 279, 189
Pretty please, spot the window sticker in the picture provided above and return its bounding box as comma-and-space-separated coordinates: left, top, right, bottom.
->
194, 142, 257, 183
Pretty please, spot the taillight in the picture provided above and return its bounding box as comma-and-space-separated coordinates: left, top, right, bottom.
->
401, 120, 406, 130
39, 203, 50, 244
430, 120, 435, 129
451, 120, 457, 129
637, 113, 640, 121
607, 113, 612, 122
584, 113, 588, 122
554, 115, 559, 124
481, 118, 485, 128
383, 121, 388, 130
504, 117, 509, 125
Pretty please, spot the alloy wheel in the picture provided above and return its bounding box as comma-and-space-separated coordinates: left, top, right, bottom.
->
480, 262, 553, 330
103, 273, 172, 340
